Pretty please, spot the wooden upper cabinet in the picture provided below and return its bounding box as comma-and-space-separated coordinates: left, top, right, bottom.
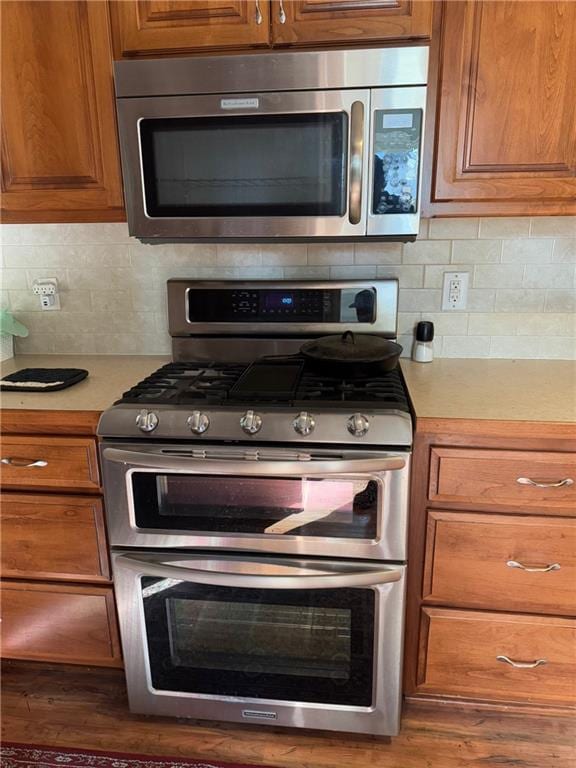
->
425, 1, 576, 216
272, 0, 433, 45
0, 1, 124, 223
110, 1, 271, 57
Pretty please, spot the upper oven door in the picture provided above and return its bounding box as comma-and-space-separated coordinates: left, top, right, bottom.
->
116, 90, 370, 240
101, 444, 409, 561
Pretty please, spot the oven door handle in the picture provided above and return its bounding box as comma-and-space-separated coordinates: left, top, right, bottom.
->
103, 448, 405, 475
116, 554, 402, 589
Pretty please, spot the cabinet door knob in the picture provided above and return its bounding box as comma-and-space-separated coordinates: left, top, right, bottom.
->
278, 0, 286, 24
506, 560, 560, 573
517, 476, 573, 489
1, 457, 47, 468
496, 655, 547, 670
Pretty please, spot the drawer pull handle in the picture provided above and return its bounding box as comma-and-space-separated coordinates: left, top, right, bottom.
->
517, 477, 573, 489
278, 0, 286, 23
496, 655, 547, 670
507, 560, 560, 573
255, 0, 263, 24
1, 457, 48, 468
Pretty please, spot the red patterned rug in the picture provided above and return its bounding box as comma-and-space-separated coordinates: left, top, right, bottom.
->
0, 744, 276, 768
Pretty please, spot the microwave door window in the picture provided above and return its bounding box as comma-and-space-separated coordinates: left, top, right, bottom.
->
139, 113, 348, 218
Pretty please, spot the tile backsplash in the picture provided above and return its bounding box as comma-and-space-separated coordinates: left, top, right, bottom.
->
1, 217, 574, 359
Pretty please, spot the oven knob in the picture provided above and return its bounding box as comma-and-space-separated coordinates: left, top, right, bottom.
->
240, 410, 262, 435
347, 413, 369, 437
187, 411, 210, 435
293, 411, 315, 436
136, 409, 159, 433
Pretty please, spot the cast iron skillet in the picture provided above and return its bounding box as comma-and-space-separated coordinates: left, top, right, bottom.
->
300, 331, 403, 375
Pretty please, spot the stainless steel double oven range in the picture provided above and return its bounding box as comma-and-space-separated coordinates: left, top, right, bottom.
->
98, 280, 412, 736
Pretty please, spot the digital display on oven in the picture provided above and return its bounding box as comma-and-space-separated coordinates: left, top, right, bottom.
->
263, 292, 295, 311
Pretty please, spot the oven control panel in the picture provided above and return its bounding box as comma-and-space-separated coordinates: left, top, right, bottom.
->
186, 286, 376, 324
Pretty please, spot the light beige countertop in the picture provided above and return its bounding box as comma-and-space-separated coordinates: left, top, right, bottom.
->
1, 354, 575, 424
401, 358, 576, 423
1, 355, 170, 413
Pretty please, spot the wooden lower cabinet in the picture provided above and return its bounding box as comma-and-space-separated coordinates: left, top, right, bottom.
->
423, 511, 576, 615
1, 494, 110, 582
417, 608, 576, 707
0, 581, 122, 667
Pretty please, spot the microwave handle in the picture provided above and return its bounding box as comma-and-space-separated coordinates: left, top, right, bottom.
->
348, 100, 365, 225
103, 447, 405, 475
117, 554, 402, 589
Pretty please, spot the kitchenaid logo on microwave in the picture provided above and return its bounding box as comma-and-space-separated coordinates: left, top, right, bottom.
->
220, 97, 260, 110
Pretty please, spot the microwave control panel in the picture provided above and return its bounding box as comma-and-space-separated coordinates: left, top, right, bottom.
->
187, 287, 376, 324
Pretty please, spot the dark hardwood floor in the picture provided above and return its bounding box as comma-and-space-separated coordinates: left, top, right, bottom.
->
1, 661, 574, 768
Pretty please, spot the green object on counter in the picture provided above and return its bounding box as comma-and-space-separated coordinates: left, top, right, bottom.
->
0, 309, 28, 337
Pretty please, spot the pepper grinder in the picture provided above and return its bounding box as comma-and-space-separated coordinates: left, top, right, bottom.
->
412, 320, 434, 363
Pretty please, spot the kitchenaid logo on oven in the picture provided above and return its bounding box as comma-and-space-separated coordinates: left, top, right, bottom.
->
220, 97, 260, 110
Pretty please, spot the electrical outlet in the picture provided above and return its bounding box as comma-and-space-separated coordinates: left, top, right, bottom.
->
32, 278, 61, 310
442, 272, 469, 311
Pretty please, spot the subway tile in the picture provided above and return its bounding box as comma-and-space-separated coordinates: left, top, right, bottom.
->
376, 265, 424, 288
517, 313, 575, 337
552, 239, 576, 263
397, 334, 415, 357
402, 241, 451, 264
215, 245, 261, 266
0, 290, 10, 309
523, 264, 576, 289
495, 289, 546, 313
466, 289, 496, 312
0, 223, 131, 245
130, 243, 215, 268
417, 218, 429, 239
25, 268, 70, 291
330, 266, 376, 279
502, 239, 554, 263
467, 313, 519, 336
308, 245, 354, 266
428, 218, 479, 239
131, 289, 166, 314
478, 217, 531, 238
441, 336, 490, 358
398, 289, 442, 312
530, 216, 576, 238
91, 290, 132, 313
473, 264, 524, 289
397, 312, 421, 335
354, 242, 402, 265
424, 264, 471, 288
1, 269, 28, 289
452, 240, 501, 264
93, 333, 170, 355
3, 245, 84, 268
489, 336, 540, 359
537, 337, 576, 359
283, 266, 330, 279
260, 246, 307, 266
422, 313, 469, 336
544, 290, 576, 313
236, 267, 284, 279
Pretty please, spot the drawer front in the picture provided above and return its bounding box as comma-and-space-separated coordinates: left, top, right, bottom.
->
1, 493, 110, 582
429, 448, 575, 510
0, 436, 99, 492
418, 608, 576, 705
0, 581, 122, 667
423, 511, 576, 615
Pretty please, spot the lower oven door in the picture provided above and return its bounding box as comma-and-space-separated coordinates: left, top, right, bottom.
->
101, 443, 410, 561
113, 551, 405, 736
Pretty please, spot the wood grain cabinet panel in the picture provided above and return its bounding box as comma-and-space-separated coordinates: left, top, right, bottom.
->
0, 493, 110, 582
426, 0, 576, 216
423, 511, 576, 615
0, 436, 100, 493
429, 448, 576, 512
418, 608, 576, 706
110, 0, 271, 57
0, 1, 124, 222
272, 0, 433, 45
0, 581, 122, 667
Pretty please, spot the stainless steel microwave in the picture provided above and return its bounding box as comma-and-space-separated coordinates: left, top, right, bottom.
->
114, 47, 428, 243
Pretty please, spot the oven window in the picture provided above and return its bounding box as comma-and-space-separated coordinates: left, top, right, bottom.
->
131, 473, 379, 539
142, 578, 374, 706
139, 113, 347, 218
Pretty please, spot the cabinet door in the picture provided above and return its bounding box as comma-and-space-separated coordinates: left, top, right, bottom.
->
272, 0, 433, 46
0, 1, 124, 223
426, 1, 576, 216
110, 1, 271, 58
